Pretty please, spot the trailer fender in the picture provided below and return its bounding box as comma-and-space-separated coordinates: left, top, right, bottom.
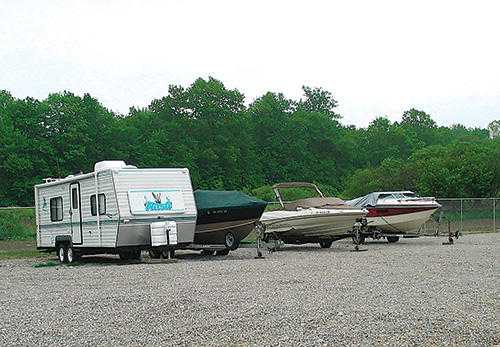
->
55, 235, 72, 246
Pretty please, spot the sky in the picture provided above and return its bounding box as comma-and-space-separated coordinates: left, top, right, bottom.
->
1, 0, 499, 128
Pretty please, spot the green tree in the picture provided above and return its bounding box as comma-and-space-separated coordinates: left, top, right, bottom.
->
0, 79, 497, 206
297, 86, 341, 119
488, 120, 500, 138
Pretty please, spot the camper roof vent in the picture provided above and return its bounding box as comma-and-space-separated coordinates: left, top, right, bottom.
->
94, 160, 127, 172
43, 177, 60, 183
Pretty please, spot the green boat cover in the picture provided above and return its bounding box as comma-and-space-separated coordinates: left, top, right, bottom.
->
194, 190, 268, 212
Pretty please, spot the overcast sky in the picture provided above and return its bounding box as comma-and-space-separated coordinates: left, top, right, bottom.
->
1, 0, 499, 128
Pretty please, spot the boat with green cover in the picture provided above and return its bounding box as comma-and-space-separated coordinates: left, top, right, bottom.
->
193, 190, 268, 250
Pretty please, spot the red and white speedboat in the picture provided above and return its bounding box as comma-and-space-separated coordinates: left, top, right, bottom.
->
346, 191, 441, 242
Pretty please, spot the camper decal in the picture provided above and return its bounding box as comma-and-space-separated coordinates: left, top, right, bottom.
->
144, 192, 173, 211
128, 189, 185, 214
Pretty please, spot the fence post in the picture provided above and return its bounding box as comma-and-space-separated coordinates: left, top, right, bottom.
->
494, 199, 496, 233
460, 199, 463, 233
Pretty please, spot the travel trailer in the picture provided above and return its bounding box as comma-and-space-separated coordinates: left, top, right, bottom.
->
34, 161, 197, 263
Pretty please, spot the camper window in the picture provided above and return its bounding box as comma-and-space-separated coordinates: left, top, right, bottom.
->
50, 197, 63, 222
71, 188, 78, 209
90, 194, 106, 216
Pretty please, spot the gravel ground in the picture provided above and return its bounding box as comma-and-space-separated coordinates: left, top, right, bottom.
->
0, 233, 498, 346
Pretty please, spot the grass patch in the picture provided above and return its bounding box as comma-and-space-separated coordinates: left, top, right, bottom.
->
0, 208, 36, 240
0, 240, 46, 259
32, 260, 58, 268
241, 231, 257, 244
0, 250, 43, 259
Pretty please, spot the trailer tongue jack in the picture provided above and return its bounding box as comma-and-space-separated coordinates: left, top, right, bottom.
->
254, 223, 265, 259
442, 220, 460, 245
351, 219, 368, 252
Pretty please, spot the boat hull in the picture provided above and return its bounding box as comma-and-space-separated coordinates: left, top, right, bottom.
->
261, 209, 366, 243
193, 218, 259, 245
366, 206, 438, 234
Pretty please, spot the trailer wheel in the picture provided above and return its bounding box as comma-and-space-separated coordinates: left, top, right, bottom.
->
387, 236, 400, 243
215, 249, 230, 256
57, 245, 66, 263
319, 240, 333, 248
66, 246, 75, 263
224, 232, 239, 250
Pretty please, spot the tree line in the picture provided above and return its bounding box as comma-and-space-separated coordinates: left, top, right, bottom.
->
0, 77, 498, 206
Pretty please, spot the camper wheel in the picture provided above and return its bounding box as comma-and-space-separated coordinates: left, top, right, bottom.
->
65, 246, 81, 263
66, 246, 75, 263
57, 245, 66, 263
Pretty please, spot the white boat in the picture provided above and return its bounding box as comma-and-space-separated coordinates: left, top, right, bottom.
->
346, 191, 441, 242
260, 182, 367, 248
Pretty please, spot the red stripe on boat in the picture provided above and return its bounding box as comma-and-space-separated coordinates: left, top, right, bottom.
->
367, 206, 437, 217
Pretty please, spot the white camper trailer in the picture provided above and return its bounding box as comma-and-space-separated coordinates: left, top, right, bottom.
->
34, 161, 197, 263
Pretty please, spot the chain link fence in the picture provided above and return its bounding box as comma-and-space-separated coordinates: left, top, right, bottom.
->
421, 198, 499, 236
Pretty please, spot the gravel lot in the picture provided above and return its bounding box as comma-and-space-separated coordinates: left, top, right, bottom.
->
0, 233, 498, 346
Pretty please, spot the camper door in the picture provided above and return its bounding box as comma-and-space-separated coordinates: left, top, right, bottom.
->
69, 183, 83, 244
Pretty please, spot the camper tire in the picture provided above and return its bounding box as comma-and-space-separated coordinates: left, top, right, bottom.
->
65, 246, 80, 263
319, 240, 333, 248
387, 236, 400, 243
57, 245, 66, 263
66, 246, 75, 263
224, 232, 239, 250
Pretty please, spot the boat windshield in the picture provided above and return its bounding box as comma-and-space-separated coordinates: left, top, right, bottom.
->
272, 183, 325, 209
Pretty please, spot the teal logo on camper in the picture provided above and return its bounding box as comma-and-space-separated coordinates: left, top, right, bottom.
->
144, 192, 173, 212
